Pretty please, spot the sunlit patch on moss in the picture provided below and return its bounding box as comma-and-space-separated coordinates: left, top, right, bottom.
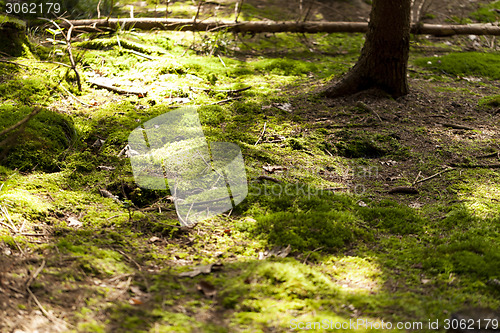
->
415, 52, 500, 80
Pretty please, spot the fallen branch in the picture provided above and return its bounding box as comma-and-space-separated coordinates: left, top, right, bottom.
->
413, 167, 454, 185
87, 78, 147, 96
256, 175, 281, 183
441, 123, 475, 131
208, 96, 242, 105
190, 86, 251, 94
59, 19, 500, 36
0, 59, 27, 67
388, 186, 419, 194
476, 151, 499, 159
450, 163, 500, 168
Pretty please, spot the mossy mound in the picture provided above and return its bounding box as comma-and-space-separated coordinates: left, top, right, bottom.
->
358, 200, 425, 234
237, 192, 371, 252
415, 52, 500, 80
0, 105, 76, 172
479, 95, 500, 109
333, 130, 393, 158
0, 15, 29, 57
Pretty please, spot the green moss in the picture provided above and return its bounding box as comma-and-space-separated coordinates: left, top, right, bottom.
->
423, 234, 500, 279
470, 1, 500, 22
333, 130, 388, 158
415, 52, 500, 80
0, 106, 75, 172
239, 192, 370, 251
253, 210, 359, 251
57, 239, 132, 277
478, 95, 500, 108
75, 38, 166, 54
0, 78, 54, 105
358, 200, 425, 235
0, 15, 28, 57
254, 58, 317, 76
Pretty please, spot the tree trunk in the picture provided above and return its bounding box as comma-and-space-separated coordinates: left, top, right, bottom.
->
323, 0, 412, 98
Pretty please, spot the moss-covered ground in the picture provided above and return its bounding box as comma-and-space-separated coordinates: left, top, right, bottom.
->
1, 1, 500, 332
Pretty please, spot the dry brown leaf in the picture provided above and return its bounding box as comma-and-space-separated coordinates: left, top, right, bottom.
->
129, 298, 143, 305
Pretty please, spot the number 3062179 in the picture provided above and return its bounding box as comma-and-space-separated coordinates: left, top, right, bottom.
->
5, 2, 61, 15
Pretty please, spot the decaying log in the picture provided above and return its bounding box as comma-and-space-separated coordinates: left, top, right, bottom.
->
59, 18, 500, 36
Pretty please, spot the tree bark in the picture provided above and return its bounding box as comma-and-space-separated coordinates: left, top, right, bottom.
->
58, 18, 500, 36
323, 0, 412, 98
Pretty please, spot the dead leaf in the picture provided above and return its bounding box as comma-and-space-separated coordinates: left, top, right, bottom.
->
258, 245, 291, 260
263, 165, 288, 173
97, 165, 115, 171
379, 160, 397, 166
196, 280, 217, 298
129, 298, 143, 305
265, 134, 286, 143
130, 285, 143, 295
178, 263, 223, 278
67, 216, 82, 228
273, 102, 292, 112
148, 236, 161, 243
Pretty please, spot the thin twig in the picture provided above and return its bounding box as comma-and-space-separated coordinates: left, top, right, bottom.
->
476, 151, 499, 159
194, 0, 204, 23
356, 101, 382, 122
191, 86, 251, 94
451, 163, 500, 169
208, 96, 241, 105
25, 260, 46, 289
256, 175, 281, 183
88, 79, 147, 96
0, 59, 27, 67
34, 60, 72, 68
254, 121, 267, 145
324, 149, 334, 157
59, 18, 82, 91
59, 84, 92, 107
0, 220, 16, 232
441, 123, 475, 131
303, 246, 324, 264
302, 0, 314, 22
25, 259, 69, 327
412, 170, 422, 185
414, 167, 453, 185
234, 0, 244, 23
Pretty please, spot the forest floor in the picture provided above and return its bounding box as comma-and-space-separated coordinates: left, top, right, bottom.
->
1, 0, 500, 332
